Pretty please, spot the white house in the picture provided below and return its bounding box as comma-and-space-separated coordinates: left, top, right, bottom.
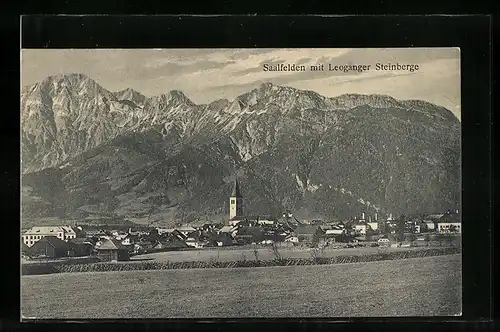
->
157, 228, 176, 235
177, 226, 196, 236
121, 237, 133, 246
367, 222, 379, 231
22, 226, 77, 247
325, 229, 344, 235
284, 235, 299, 243
437, 222, 461, 234
424, 222, 436, 230
353, 224, 367, 235
257, 218, 276, 225
185, 237, 207, 248
378, 238, 390, 246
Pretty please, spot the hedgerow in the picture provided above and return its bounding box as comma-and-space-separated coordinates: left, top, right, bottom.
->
22, 247, 461, 275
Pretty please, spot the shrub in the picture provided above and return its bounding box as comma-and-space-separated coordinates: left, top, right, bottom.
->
310, 246, 326, 263
252, 249, 259, 261
269, 243, 282, 261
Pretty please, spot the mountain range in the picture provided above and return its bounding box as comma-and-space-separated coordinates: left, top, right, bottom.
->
21, 73, 461, 227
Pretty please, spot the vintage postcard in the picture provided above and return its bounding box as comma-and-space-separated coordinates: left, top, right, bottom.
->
20, 48, 461, 319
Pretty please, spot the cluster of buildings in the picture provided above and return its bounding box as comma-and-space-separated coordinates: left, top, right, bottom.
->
345, 210, 461, 236
21, 180, 461, 262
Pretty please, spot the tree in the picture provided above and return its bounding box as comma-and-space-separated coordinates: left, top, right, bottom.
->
435, 233, 447, 247
446, 233, 455, 246
424, 234, 431, 247
269, 242, 282, 261
406, 233, 416, 245
396, 215, 406, 243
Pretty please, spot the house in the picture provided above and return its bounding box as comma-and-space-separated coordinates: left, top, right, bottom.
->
29, 236, 70, 258
22, 226, 78, 247
387, 233, 401, 247
176, 226, 197, 236
96, 239, 130, 261
133, 241, 153, 254
215, 232, 234, 247
437, 222, 461, 234
261, 229, 285, 243
325, 228, 344, 236
113, 232, 129, 241
152, 236, 189, 250
377, 238, 390, 247
190, 221, 220, 231
284, 234, 299, 243
184, 230, 209, 248
82, 237, 98, 247
426, 213, 445, 221
229, 216, 246, 227
21, 242, 32, 258
68, 238, 94, 257
185, 237, 208, 248
85, 229, 107, 238
218, 225, 233, 233
367, 222, 379, 231
424, 221, 436, 231
120, 234, 137, 246
73, 226, 87, 238
157, 228, 177, 236
234, 226, 264, 245
250, 215, 277, 225
324, 228, 348, 243
353, 224, 368, 235
294, 225, 325, 245
310, 219, 324, 225
320, 225, 333, 231
218, 225, 238, 238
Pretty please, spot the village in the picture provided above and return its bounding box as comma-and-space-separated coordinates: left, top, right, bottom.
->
21, 180, 461, 263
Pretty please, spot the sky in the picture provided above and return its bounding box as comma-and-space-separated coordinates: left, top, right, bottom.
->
21, 48, 461, 120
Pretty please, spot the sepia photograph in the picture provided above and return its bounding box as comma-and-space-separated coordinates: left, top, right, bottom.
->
20, 48, 461, 319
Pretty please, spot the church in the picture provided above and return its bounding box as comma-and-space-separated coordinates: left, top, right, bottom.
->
227, 179, 276, 226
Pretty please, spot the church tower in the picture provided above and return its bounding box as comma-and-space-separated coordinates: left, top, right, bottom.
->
229, 179, 243, 220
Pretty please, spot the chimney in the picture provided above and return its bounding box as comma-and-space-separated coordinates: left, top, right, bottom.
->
368, 215, 372, 222
375, 213, 378, 221
361, 212, 365, 220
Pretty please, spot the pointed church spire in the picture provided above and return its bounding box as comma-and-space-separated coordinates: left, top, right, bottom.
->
231, 178, 242, 197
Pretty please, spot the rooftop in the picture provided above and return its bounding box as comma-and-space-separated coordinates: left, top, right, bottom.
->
97, 239, 127, 250
294, 225, 323, 234
32, 236, 69, 250
24, 226, 72, 235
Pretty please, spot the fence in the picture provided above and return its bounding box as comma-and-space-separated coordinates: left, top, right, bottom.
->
26, 247, 461, 275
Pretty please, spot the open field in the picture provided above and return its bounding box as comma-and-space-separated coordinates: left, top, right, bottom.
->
129, 245, 451, 263
21, 254, 461, 318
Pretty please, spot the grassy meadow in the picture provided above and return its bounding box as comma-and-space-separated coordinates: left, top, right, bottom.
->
21, 254, 461, 318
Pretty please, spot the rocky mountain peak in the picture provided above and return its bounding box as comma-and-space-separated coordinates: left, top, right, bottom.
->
114, 88, 146, 104
21, 74, 460, 224
163, 90, 196, 106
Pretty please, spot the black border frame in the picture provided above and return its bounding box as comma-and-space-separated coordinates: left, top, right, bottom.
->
3, 14, 493, 331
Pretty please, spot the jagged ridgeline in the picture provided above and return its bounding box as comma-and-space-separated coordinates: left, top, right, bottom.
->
21, 74, 461, 225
